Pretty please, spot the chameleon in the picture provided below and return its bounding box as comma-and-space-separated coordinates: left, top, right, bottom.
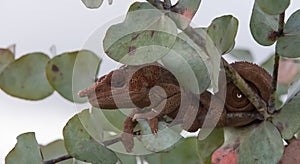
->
78, 61, 272, 152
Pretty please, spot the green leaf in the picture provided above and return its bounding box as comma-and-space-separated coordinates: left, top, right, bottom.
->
139, 120, 182, 152
169, 0, 202, 29
81, 0, 103, 9
207, 15, 239, 54
0, 48, 14, 73
195, 28, 221, 92
103, 9, 177, 65
197, 128, 224, 163
41, 140, 74, 164
100, 108, 129, 132
46, 50, 100, 103
211, 126, 256, 164
128, 2, 156, 12
164, 28, 220, 92
256, 0, 290, 15
5, 132, 43, 164
162, 31, 210, 94
224, 49, 253, 62
116, 153, 137, 164
144, 137, 200, 164
63, 109, 118, 164
276, 10, 300, 58
250, 3, 279, 46
238, 121, 284, 164
272, 80, 300, 139
0, 52, 53, 100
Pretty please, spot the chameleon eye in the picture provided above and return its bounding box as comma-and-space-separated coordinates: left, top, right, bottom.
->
111, 70, 125, 87
236, 93, 243, 99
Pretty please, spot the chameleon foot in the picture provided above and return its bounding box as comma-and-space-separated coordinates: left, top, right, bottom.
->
121, 132, 134, 152
132, 110, 159, 134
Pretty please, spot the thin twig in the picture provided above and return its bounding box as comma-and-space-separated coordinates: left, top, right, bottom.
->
268, 12, 285, 114
43, 155, 72, 164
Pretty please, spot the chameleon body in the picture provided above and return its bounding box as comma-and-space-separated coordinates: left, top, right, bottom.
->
78, 62, 272, 152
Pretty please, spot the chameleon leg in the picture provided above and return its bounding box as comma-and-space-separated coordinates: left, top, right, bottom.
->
121, 109, 138, 152
132, 93, 181, 135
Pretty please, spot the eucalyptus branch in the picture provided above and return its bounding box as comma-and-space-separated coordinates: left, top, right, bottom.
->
268, 12, 285, 114
43, 155, 72, 164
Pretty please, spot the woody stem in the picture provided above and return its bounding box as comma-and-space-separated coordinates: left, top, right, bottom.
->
268, 12, 285, 114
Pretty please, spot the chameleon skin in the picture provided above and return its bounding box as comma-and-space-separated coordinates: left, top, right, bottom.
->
78, 62, 272, 152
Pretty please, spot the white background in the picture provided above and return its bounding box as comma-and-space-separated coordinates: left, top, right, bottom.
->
0, 0, 299, 162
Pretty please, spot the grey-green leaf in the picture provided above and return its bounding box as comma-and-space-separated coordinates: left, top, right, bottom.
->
197, 128, 224, 163
103, 9, 177, 65
139, 120, 182, 152
169, 0, 202, 29
162, 31, 210, 94
41, 140, 74, 164
256, 0, 290, 15
128, 2, 156, 12
0, 48, 14, 73
250, 3, 279, 46
207, 15, 238, 54
238, 121, 284, 164
0, 52, 53, 100
81, 0, 103, 9
276, 10, 300, 58
224, 49, 253, 62
5, 132, 43, 164
144, 137, 200, 164
272, 80, 300, 139
63, 109, 118, 164
46, 50, 100, 103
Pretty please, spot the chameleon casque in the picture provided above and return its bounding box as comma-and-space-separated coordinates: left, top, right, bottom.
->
78, 61, 272, 152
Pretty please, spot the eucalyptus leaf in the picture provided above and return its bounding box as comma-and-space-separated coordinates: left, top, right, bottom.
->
164, 28, 220, 93
250, 3, 279, 46
225, 49, 253, 62
91, 107, 127, 133
162, 31, 210, 94
276, 10, 300, 58
0, 48, 14, 73
238, 121, 284, 164
272, 80, 300, 139
144, 137, 200, 164
211, 126, 257, 164
46, 50, 100, 103
139, 120, 182, 152
197, 128, 224, 164
41, 140, 74, 164
103, 9, 177, 65
128, 2, 156, 12
0, 52, 53, 100
81, 0, 103, 9
207, 15, 238, 54
116, 153, 137, 164
169, 0, 202, 29
256, 0, 290, 15
63, 109, 118, 164
5, 132, 43, 164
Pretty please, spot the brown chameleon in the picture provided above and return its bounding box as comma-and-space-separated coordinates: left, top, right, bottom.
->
78, 62, 272, 152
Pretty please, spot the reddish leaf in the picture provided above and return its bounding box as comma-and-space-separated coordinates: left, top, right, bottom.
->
280, 139, 300, 163
278, 59, 298, 85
